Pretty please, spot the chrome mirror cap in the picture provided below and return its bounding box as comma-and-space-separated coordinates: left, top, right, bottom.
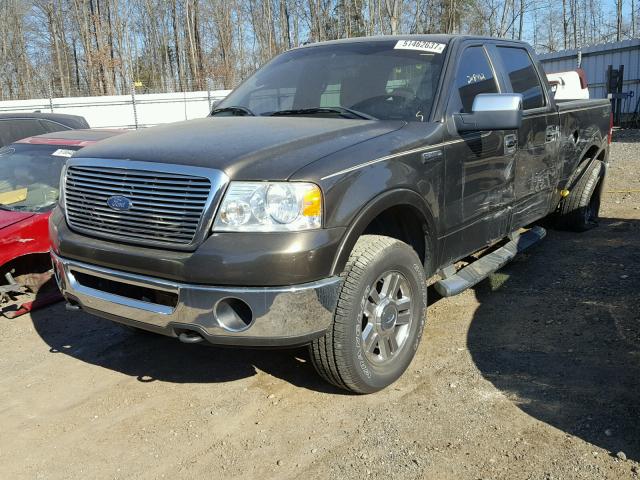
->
472, 93, 523, 113
454, 93, 524, 132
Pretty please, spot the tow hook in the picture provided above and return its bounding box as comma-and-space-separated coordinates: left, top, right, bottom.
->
65, 302, 81, 312
178, 331, 204, 344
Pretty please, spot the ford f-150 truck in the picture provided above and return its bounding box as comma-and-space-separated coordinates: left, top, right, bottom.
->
50, 35, 612, 393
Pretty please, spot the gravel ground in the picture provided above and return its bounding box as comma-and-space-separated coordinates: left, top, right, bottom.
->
0, 131, 638, 480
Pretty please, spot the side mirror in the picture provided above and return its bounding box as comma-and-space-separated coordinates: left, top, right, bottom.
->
454, 93, 523, 132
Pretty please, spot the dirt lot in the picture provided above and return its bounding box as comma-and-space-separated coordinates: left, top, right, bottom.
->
1, 132, 639, 480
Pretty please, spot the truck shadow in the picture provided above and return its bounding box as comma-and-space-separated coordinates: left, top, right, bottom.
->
27, 217, 640, 411
29, 303, 345, 394
467, 217, 640, 461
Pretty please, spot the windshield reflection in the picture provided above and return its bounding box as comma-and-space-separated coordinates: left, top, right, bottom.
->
217, 41, 447, 122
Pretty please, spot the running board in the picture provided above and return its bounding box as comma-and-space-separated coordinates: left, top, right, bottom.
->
434, 226, 547, 297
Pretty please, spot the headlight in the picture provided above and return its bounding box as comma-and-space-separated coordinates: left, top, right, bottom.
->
59, 164, 68, 207
213, 182, 322, 232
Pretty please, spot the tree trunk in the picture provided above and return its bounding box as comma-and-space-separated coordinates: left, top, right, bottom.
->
617, 0, 623, 41
171, 0, 184, 90
561, 0, 568, 49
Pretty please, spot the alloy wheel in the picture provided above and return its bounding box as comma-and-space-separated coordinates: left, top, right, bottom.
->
361, 271, 413, 365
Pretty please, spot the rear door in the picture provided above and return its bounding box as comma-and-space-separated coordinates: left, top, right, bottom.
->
490, 45, 560, 229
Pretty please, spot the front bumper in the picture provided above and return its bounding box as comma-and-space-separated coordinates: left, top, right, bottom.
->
51, 251, 341, 347
49, 207, 346, 286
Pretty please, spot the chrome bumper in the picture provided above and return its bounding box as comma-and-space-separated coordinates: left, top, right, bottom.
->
51, 251, 341, 346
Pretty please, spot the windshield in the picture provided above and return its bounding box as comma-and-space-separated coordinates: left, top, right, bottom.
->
217, 40, 447, 122
0, 143, 80, 213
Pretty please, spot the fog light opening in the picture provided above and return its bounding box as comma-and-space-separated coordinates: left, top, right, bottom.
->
215, 298, 253, 332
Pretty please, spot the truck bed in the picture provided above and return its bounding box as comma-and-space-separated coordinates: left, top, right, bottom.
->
555, 98, 611, 112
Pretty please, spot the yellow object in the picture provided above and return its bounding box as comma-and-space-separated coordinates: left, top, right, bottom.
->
134, 81, 143, 87
302, 185, 322, 217
560, 189, 570, 197
0, 188, 27, 205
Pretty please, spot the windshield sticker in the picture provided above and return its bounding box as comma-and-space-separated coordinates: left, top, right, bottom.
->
394, 40, 446, 54
52, 149, 75, 158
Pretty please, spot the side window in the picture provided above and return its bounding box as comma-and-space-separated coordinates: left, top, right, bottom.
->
0, 119, 46, 146
449, 46, 498, 114
39, 120, 71, 133
320, 67, 357, 108
385, 63, 429, 96
320, 84, 341, 107
496, 47, 545, 110
247, 87, 295, 112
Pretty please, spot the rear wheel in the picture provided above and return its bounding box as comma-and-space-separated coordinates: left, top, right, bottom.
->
310, 235, 427, 393
556, 159, 604, 232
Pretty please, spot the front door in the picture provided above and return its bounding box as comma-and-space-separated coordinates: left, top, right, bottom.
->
440, 44, 514, 264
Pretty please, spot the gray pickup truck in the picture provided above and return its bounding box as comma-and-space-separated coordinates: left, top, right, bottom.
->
50, 35, 611, 393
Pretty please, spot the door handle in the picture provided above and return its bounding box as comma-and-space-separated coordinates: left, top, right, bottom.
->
504, 134, 517, 154
546, 125, 560, 143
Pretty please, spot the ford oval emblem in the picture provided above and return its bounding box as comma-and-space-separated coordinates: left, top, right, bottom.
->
106, 195, 132, 211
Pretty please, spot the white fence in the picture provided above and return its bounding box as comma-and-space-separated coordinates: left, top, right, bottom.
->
0, 90, 231, 129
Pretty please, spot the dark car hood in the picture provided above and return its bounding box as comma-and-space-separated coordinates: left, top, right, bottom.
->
76, 117, 405, 180
0, 210, 35, 230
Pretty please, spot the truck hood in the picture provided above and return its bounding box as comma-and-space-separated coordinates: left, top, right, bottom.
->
76, 117, 405, 180
0, 210, 36, 230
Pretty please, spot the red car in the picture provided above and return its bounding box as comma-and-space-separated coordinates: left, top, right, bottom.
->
0, 129, 124, 317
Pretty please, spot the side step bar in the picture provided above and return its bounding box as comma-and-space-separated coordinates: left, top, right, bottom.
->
434, 226, 547, 297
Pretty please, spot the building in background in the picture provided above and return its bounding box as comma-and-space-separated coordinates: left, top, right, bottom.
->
539, 39, 640, 124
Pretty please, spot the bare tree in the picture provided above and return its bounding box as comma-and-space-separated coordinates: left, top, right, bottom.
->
616, 0, 623, 41
0, 0, 634, 101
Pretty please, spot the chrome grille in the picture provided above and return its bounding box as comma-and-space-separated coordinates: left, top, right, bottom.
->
64, 164, 213, 247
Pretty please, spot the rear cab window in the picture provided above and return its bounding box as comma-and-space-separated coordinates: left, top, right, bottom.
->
39, 119, 72, 133
495, 46, 546, 110
447, 46, 499, 114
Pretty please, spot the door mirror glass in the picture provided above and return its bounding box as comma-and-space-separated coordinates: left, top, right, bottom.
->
454, 93, 523, 132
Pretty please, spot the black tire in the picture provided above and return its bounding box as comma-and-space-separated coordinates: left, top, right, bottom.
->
309, 235, 427, 394
556, 159, 604, 232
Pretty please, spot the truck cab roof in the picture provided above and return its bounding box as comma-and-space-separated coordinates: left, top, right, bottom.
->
0, 112, 91, 148
297, 34, 530, 49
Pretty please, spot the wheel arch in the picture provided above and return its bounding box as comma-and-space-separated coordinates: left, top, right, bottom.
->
566, 142, 606, 193
1, 251, 52, 280
581, 143, 605, 164
330, 189, 438, 277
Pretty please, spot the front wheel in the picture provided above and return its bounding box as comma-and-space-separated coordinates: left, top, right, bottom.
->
310, 235, 427, 393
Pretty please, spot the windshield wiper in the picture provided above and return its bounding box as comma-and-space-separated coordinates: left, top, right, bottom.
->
269, 107, 377, 120
0, 204, 13, 211
210, 106, 256, 117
